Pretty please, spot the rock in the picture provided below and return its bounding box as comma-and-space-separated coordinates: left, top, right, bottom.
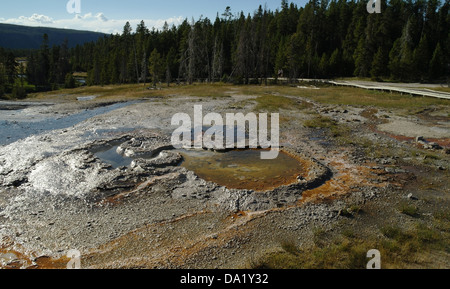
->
124, 149, 136, 157
418, 140, 427, 146
364, 192, 376, 199
116, 146, 125, 155
416, 136, 425, 143
384, 167, 395, 173
428, 142, 442, 150
407, 193, 418, 201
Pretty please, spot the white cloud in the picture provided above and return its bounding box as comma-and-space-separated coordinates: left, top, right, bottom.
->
96, 13, 108, 22
0, 13, 184, 34
5, 13, 54, 26
28, 14, 54, 24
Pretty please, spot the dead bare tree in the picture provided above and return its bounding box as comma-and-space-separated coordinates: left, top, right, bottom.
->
212, 36, 224, 82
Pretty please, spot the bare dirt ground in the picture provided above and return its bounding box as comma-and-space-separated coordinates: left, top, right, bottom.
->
0, 84, 448, 269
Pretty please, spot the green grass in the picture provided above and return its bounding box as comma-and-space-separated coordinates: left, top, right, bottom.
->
295, 86, 449, 110
339, 205, 363, 218
252, 237, 371, 269
433, 210, 450, 233
280, 238, 300, 256
304, 115, 337, 129
251, 222, 449, 269
31, 83, 150, 100
252, 94, 313, 112
423, 152, 442, 161
228, 94, 311, 113
303, 114, 356, 145
399, 203, 420, 217
381, 223, 447, 255
29, 83, 449, 113
312, 227, 328, 248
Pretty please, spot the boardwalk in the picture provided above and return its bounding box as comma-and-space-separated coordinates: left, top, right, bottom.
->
328, 80, 450, 100
270, 78, 450, 100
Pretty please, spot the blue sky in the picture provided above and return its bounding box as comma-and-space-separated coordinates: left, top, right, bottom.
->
0, 0, 309, 33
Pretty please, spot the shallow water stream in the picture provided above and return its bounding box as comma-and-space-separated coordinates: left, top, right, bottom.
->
0, 101, 138, 146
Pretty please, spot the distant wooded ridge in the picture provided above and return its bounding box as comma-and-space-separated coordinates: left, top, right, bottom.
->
0, 23, 105, 49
